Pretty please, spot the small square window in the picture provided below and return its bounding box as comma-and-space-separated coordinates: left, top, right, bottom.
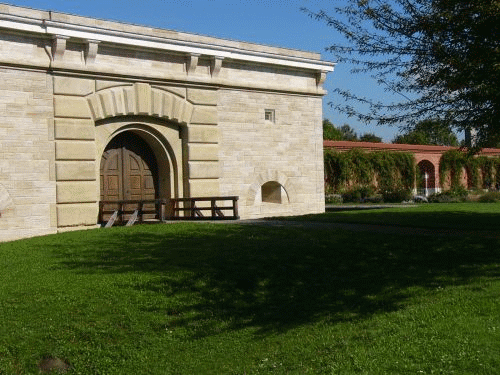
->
264, 109, 275, 123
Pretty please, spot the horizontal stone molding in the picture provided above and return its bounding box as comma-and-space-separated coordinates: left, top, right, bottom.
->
87, 83, 194, 124
55, 140, 96, 160
0, 8, 334, 71
56, 181, 97, 203
56, 161, 96, 181
57, 202, 98, 227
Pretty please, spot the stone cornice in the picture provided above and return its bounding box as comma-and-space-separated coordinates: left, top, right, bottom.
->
0, 10, 335, 74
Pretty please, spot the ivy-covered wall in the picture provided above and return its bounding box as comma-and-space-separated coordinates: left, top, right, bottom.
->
324, 147, 500, 197
439, 150, 500, 190
324, 148, 415, 194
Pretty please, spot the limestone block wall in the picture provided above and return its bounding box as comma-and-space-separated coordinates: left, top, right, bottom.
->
0, 4, 333, 240
218, 90, 324, 219
0, 68, 56, 241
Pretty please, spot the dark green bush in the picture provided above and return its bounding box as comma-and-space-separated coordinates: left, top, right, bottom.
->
427, 192, 456, 203
450, 186, 469, 198
325, 194, 343, 204
428, 189, 468, 203
478, 191, 500, 203
381, 188, 413, 203
341, 185, 376, 203
363, 195, 384, 204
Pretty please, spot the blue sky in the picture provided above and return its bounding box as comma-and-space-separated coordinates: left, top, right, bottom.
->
5, 0, 403, 142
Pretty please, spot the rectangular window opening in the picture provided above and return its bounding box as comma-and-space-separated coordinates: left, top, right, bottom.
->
264, 109, 275, 123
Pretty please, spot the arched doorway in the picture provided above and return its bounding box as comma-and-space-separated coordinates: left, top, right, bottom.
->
100, 131, 161, 221
417, 160, 436, 196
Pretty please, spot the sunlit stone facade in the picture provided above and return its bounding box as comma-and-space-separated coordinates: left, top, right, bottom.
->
0, 4, 334, 241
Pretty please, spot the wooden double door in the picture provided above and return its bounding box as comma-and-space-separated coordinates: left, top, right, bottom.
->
100, 132, 159, 221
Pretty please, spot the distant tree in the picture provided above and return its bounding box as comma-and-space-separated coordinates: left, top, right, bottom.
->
323, 119, 343, 140
392, 119, 459, 146
324, 120, 384, 142
304, 0, 500, 148
359, 133, 383, 143
339, 124, 358, 141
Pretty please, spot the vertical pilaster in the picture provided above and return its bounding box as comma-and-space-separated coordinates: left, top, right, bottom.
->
186, 88, 220, 197
53, 75, 99, 228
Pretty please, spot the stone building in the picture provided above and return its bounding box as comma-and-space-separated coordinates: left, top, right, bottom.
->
0, 4, 334, 241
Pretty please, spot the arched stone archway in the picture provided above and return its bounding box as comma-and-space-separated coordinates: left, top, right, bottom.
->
417, 160, 436, 196
96, 121, 183, 201
53, 79, 220, 230
261, 181, 290, 204
246, 170, 296, 206
87, 83, 194, 125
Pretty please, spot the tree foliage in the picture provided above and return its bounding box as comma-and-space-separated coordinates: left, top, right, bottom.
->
360, 132, 383, 143
323, 119, 383, 142
323, 119, 343, 140
339, 124, 359, 141
306, 0, 500, 148
392, 119, 459, 146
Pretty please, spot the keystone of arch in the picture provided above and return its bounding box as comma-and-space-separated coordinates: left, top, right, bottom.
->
86, 83, 194, 125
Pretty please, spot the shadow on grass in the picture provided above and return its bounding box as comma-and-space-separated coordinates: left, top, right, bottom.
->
50, 223, 500, 337
294, 204, 500, 231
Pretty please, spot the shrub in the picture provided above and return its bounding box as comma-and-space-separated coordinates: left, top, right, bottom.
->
381, 188, 413, 203
428, 188, 468, 203
478, 191, 500, 203
341, 185, 376, 203
427, 192, 456, 203
450, 185, 469, 198
326, 194, 343, 204
363, 195, 384, 204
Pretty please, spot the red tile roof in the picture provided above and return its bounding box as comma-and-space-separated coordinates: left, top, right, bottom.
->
323, 141, 500, 156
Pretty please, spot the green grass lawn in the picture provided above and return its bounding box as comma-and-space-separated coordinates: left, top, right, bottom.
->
1, 207, 499, 374
289, 202, 500, 231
